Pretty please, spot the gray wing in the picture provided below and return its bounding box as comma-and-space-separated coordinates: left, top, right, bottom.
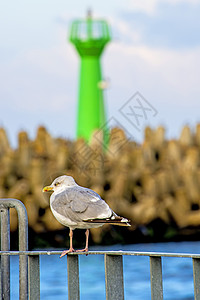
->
51, 186, 112, 223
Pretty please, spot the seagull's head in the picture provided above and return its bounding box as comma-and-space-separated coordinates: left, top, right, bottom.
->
42, 175, 77, 193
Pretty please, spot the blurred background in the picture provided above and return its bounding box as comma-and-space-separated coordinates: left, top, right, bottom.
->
1, 0, 200, 251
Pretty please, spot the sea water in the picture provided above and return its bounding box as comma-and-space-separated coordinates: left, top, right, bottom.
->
10, 241, 199, 299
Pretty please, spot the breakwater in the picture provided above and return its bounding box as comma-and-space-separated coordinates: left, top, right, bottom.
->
1, 125, 200, 247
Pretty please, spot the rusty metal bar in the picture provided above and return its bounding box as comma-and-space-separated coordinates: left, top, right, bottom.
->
105, 254, 124, 300
67, 255, 80, 300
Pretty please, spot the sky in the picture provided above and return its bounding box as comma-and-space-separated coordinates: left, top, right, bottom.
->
1, 0, 200, 147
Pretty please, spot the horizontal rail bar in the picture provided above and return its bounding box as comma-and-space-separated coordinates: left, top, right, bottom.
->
0, 250, 200, 258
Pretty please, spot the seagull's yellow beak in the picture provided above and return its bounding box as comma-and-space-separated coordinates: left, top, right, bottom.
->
42, 186, 54, 192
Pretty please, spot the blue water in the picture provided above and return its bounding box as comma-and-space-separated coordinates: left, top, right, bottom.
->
10, 241, 200, 299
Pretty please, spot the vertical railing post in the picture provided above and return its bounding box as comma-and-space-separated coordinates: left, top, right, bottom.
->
67, 255, 80, 300
150, 256, 163, 300
105, 254, 124, 300
28, 255, 40, 300
0, 256, 1, 298
15, 200, 28, 300
0, 207, 10, 300
193, 258, 200, 300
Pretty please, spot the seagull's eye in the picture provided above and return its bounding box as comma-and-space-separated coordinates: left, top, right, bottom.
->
54, 182, 60, 187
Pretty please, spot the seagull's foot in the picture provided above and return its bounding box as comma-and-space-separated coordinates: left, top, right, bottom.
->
75, 247, 88, 253
60, 248, 75, 258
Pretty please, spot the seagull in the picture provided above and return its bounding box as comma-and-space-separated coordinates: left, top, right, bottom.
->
43, 175, 130, 257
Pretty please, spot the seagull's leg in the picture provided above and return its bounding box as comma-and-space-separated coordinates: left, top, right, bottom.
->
76, 229, 89, 253
85, 229, 89, 251
60, 229, 75, 258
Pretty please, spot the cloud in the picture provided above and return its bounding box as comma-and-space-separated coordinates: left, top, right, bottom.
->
0, 27, 78, 113
127, 0, 200, 15
102, 39, 200, 140
116, 1, 200, 49
102, 39, 200, 141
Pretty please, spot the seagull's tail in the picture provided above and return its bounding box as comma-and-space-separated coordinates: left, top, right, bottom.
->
84, 215, 131, 227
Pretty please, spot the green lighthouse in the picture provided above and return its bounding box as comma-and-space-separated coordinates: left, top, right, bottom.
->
69, 11, 111, 143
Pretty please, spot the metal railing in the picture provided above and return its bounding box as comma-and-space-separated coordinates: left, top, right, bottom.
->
1, 199, 200, 300
0, 199, 28, 300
